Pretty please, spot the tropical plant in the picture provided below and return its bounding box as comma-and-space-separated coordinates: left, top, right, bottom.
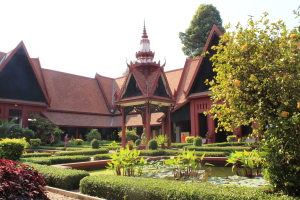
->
155, 135, 169, 146
179, 4, 225, 58
107, 147, 147, 176
0, 118, 19, 138
13, 127, 35, 141
225, 150, 266, 178
86, 129, 101, 141
207, 12, 300, 195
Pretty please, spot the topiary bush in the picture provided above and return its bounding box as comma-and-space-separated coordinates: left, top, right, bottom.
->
21, 152, 52, 158
185, 136, 195, 143
25, 162, 89, 190
0, 159, 49, 199
193, 136, 202, 146
30, 138, 41, 147
227, 135, 236, 142
0, 138, 28, 160
54, 149, 109, 156
70, 139, 84, 145
118, 128, 138, 142
23, 155, 91, 165
93, 154, 112, 160
135, 139, 141, 146
86, 129, 101, 141
91, 139, 100, 149
148, 139, 158, 150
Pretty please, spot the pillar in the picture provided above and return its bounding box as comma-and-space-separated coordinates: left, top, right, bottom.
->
145, 103, 151, 144
121, 106, 126, 149
75, 128, 79, 139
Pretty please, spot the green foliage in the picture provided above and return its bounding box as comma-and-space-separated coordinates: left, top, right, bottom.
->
118, 128, 138, 142
193, 136, 202, 146
148, 139, 158, 150
205, 142, 246, 147
226, 150, 265, 177
80, 175, 296, 200
0, 138, 28, 160
208, 13, 300, 195
30, 114, 64, 143
91, 139, 100, 149
21, 152, 52, 158
23, 155, 90, 165
227, 135, 236, 142
86, 129, 101, 141
13, 127, 35, 141
70, 139, 84, 145
135, 139, 141, 146
179, 4, 225, 58
25, 162, 89, 190
138, 150, 227, 157
0, 118, 20, 138
184, 146, 252, 153
185, 136, 195, 143
54, 149, 108, 156
155, 135, 169, 145
93, 153, 113, 161
171, 143, 192, 148
30, 139, 41, 147
106, 140, 121, 146
107, 148, 146, 176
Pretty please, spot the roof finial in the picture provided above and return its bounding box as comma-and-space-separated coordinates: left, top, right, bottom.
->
142, 19, 148, 39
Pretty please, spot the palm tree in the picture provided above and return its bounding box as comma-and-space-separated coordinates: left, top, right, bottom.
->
0, 118, 20, 138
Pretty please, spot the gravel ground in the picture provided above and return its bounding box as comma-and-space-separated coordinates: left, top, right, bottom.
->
46, 191, 79, 200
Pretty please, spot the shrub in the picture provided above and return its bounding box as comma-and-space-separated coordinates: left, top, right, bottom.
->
171, 143, 192, 148
0, 138, 28, 160
184, 146, 252, 152
93, 153, 112, 160
193, 136, 202, 146
23, 155, 91, 165
30, 138, 41, 147
185, 136, 195, 143
227, 135, 236, 142
138, 150, 227, 157
14, 127, 35, 141
91, 139, 100, 149
86, 129, 101, 141
148, 139, 158, 150
118, 128, 138, 142
54, 149, 109, 156
21, 152, 52, 158
155, 135, 169, 146
70, 139, 84, 145
80, 174, 293, 200
25, 162, 89, 190
205, 142, 246, 147
135, 139, 141, 146
0, 159, 48, 199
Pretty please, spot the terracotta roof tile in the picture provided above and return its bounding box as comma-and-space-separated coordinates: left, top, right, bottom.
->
95, 74, 115, 111
42, 112, 112, 127
165, 68, 183, 95
112, 112, 163, 127
42, 69, 110, 114
31, 58, 49, 98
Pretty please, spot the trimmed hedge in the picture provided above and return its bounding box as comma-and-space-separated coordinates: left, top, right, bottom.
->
102, 146, 122, 150
138, 150, 227, 157
171, 143, 192, 148
93, 154, 113, 160
21, 153, 52, 158
184, 146, 252, 152
54, 149, 109, 156
25, 162, 89, 190
22, 155, 91, 165
80, 175, 295, 200
204, 142, 246, 147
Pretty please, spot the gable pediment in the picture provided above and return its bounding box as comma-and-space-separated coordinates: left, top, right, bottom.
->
0, 46, 47, 103
121, 74, 143, 98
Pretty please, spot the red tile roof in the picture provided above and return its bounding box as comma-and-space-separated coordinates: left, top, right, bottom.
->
42, 69, 110, 114
112, 112, 163, 127
42, 112, 112, 127
95, 74, 115, 112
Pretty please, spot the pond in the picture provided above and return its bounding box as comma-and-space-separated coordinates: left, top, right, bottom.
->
88, 165, 269, 187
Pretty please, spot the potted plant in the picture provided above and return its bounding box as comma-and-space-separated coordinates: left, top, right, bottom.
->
127, 140, 134, 150
156, 135, 169, 149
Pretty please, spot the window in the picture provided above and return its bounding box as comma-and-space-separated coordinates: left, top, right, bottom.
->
9, 109, 22, 117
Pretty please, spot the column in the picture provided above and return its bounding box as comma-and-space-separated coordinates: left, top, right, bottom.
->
121, 106, 126, 149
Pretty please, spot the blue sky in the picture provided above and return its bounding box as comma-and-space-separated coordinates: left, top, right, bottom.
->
0, 0, 299, 78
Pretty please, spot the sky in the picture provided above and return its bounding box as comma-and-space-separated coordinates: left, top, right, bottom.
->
0, 0, 299, 78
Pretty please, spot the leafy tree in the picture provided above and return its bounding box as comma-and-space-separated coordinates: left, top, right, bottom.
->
179, 4, 225, 58
0, 118, 19, 138
86, 129, 101, 141
208, 13, 300, 195
30, 114, 64, 143
13, 127, 35, 141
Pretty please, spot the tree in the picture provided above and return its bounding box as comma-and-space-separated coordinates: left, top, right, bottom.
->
86, 129, 101, 141
208, 13, 300, 195
0, 118, 19, 138
179, 4, 225, 58
30, 114, 64, 143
